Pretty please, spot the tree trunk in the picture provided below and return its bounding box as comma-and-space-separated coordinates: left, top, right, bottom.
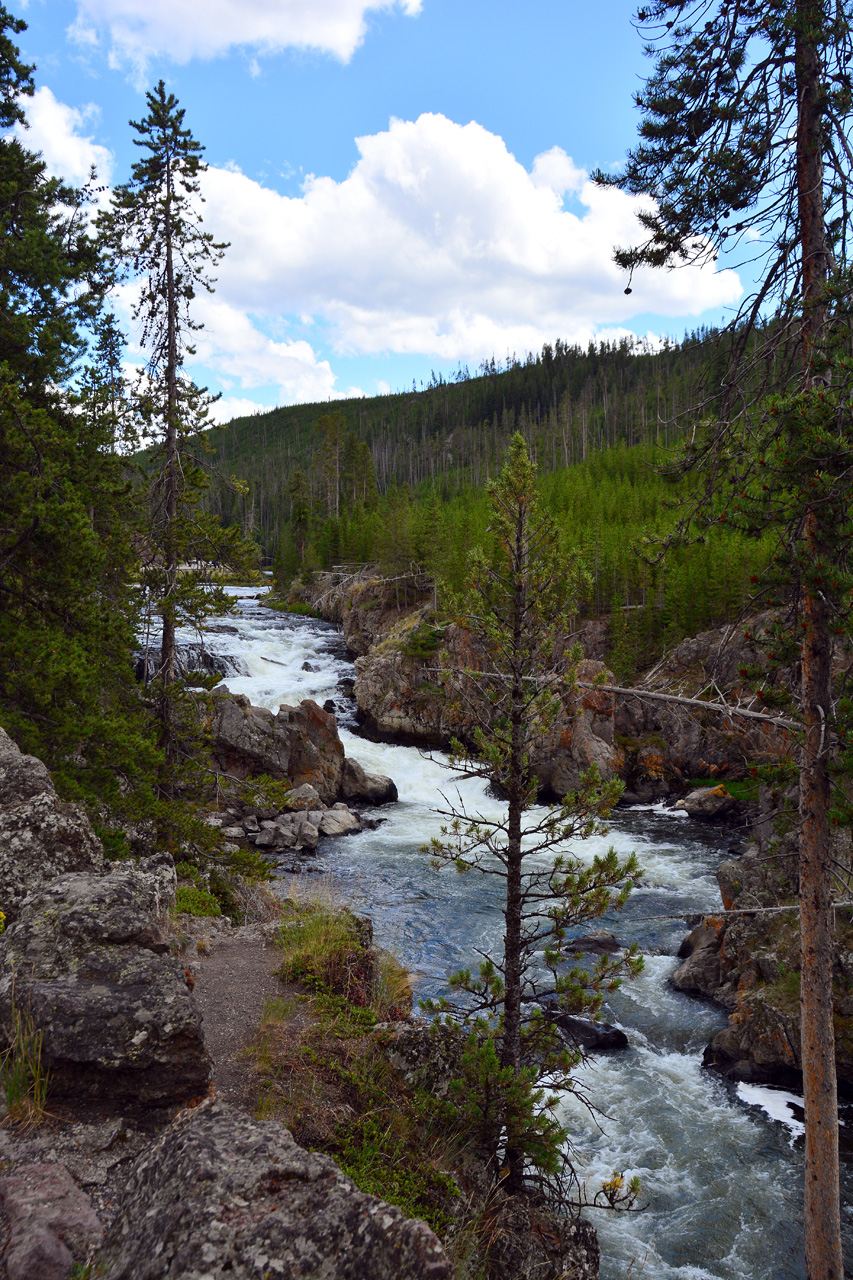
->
500, 503, 527, 1194
795, 6, 842, 1277
160, 160, 179, 769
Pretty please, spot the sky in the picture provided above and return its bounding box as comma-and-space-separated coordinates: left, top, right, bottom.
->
12, 0, 745, 419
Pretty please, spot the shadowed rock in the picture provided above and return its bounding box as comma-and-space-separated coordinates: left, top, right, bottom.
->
0, 855, 210, 1104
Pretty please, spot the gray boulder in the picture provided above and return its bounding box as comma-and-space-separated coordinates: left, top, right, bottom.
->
289, 783, 321, 807
0, 727, 105, 923
318, 808, 361, 837
0, 1162, 102, 1280
674, 785, 738, 820
101, 1100, 452, 1280
0, 855, 210, 1104
0, 725, 55, 805
340, 757, 398, 806
672, 920, 723, 995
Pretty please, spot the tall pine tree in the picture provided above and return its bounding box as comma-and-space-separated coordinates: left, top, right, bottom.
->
599, 4, 853, 1273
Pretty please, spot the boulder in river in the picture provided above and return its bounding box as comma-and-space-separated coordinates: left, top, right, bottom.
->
207, 691, 345, 804
566, 930, 621, 955
540, 1001, 629, 1051
0, 854, 210, 1104
100, 1100, 453, 1280
0, 1162, 103, 1279
675, 785, 739, 821
672, 920, 724, 995
340, 756, 398, 805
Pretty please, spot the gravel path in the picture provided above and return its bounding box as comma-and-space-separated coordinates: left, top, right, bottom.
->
190, 926, 286, 1112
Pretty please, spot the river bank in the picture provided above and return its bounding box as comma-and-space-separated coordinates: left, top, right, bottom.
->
200, 587, 853, 1279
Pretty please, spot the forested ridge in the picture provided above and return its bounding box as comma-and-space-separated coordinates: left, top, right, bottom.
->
201, 331, 772, 677
206, 329, 724, 546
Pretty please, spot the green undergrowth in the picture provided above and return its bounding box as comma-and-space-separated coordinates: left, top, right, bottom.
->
688, 776, 760, 803
249, 896, 473, 1247
1, 994, 49, 1128
261, 596, 320, 617
400, 621, 446, 661
175, 883, 221, 917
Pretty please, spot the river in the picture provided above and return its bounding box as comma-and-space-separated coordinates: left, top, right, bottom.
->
192, 588, 853, 1280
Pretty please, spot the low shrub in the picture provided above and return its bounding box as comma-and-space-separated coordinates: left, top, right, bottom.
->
175, 884, 222, 917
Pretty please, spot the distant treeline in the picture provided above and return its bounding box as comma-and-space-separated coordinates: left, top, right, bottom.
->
274, 441, 771, 680
206, 329, 729, 554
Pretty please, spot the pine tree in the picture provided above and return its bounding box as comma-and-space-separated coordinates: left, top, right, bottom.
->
424, 433, 642, 1197
600, 5, 853, 1273
0, 4, 157, 814
100, 81, 255, 765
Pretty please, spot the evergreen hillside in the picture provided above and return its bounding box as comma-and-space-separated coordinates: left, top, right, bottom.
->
206, 330, 725, 551
204, 328, 768, 675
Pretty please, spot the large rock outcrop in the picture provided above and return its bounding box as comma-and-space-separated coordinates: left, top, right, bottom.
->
101, 1100, 453, 1280
352, 621, 619, 801
0, 726, 106, 922
207, 691, 346, 805
0, 854, 210, 1104
673, 790, 853, 1086
205, 691, 396, 810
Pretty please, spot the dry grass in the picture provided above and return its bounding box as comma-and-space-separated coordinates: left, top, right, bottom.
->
1, 993, 50, 1128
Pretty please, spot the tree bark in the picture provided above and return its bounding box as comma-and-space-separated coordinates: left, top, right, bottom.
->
500, 501, 527, 1194
795, 5, 842, 1276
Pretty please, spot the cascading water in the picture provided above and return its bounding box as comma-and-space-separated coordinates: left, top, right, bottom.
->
196, 587, 853, 1279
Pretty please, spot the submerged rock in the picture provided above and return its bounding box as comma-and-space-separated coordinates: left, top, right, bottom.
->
101, 1100, 453, 1280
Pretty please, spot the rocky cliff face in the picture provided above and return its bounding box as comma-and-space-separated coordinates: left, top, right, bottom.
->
672, 786, 853, 1088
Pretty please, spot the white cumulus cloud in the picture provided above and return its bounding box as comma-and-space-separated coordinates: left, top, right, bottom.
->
190, 296, 339, 404
12, 86, 113, 187
200, 112, 742, 362
69, 0, 422, 76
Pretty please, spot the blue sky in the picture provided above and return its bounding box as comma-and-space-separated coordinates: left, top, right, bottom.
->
14, 0, 744, 417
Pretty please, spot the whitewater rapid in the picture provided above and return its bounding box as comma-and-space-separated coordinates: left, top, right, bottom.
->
188, 588, 853, 1280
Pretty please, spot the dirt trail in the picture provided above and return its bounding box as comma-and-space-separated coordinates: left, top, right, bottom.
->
190, 928, 286, 1111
